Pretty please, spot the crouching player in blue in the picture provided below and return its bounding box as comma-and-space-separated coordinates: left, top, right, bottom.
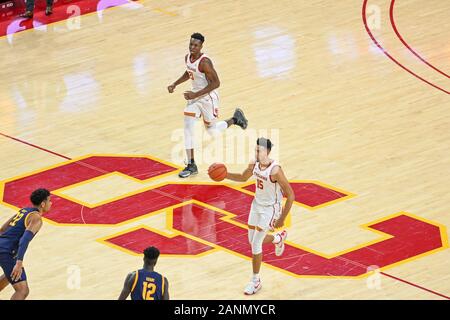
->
0, 188, 51, 299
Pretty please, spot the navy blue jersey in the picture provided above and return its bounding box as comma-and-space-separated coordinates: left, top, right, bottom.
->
0, 208, 38, 255
130, 269, 165, 300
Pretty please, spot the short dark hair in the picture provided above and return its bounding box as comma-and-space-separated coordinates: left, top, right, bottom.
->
257, 137, 273, 151
191, 32, 205, 43
30, 188, 50, 206
143, 246, 160, 264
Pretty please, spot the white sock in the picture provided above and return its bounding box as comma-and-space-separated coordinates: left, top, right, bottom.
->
252, 273, 260, 281
215, 120, 228, 131
206, 120, 228, 137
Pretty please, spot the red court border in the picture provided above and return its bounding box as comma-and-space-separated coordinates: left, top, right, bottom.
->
362, 0, 449, 94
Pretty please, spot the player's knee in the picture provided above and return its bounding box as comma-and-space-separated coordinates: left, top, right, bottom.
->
248, 227, 255, 244
184, 116, 195, 128
13, 282, 29, 297
251, 232, 264, 255
251, 240, 263, 255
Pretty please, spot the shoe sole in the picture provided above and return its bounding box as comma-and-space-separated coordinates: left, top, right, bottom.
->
244, 283, 262, 295
178, 171, 198, 178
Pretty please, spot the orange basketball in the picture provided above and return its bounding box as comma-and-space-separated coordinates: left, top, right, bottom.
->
208, 163, 227, 181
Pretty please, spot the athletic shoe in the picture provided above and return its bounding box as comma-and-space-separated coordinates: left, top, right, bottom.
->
275, 230, 288, 256
244, 278, 262, 295
178, 163, 198, 178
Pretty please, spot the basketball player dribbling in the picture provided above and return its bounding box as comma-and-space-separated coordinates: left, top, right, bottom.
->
225, 138, 295, 295
168, 32, 248, 178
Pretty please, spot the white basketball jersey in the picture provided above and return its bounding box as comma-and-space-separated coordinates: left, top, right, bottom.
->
253, 160, 283, 206
185, 53, 219, 97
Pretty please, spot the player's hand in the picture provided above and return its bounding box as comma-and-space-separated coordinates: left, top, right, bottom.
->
10, 260, 23, 282
273, 218, 285, 230
167, 84, 176, 93
183, 91, 197, 100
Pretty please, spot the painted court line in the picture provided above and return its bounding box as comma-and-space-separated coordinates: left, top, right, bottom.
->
2, 130, 449, 298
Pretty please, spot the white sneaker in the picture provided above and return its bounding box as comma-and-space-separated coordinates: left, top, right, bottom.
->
275, 230, 288, 256
243, 278, 262, 295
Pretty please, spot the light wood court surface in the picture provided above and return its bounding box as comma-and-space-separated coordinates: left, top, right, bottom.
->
0, 0, 449, 299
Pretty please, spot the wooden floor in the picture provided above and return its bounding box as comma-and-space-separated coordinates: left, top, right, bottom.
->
0, 0, 449, 299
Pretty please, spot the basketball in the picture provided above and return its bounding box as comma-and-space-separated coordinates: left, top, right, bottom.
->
208, 163, 227, 181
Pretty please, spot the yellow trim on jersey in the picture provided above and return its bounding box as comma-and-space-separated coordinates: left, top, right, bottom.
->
130, 270, 139, 293
24, 211, 39, 229
161, 275, 165, 296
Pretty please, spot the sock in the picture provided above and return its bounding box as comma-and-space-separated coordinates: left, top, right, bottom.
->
206, 120, 228, 137
216, 120, 228, 131
252, 273, 260, 281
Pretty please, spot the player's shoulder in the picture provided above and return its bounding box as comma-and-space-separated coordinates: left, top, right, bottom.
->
270, 161, 281, 175
25, 211, 42, 225
127, 270, 138, 283
199, 55, 213, 67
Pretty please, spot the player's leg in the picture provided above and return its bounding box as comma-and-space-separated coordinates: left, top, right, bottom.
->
11, 281, 29, 300
244, 225, 265, 295
0, 255, 12, 293
201, 94, 248, 137
0, 274, 9, 292
179, 102, 201, 178
20, 0, 34, 18
0, 254, 29, 299
46, 0, 54, 15
244, 202, 263, 295
269, 203, 288, 256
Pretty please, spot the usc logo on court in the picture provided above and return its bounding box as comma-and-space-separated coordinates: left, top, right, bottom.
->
0, 155, 447, 278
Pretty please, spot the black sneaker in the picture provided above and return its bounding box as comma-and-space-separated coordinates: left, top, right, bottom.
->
45, 6, 53, 16
178, 163, 198, 178
233, 108, 248, 130
20, 11, 33, 19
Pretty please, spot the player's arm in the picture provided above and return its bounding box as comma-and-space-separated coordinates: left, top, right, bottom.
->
168, 55, 190, 93
272, 166, 295, 229
10, 213, 43, 282
185, 58, 220, 99
118, 272, 135, 300
163, 277, 169, 300
0, 215, 14, 235
226, 162, 254, 182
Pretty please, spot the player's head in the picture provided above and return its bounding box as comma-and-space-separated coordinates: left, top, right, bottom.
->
30, 188, 51, 212
255, 137, 272, 162
189, 32, 204, 55
143, 246, 160, 267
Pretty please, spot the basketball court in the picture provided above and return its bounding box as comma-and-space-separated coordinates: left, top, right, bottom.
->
0, 0, 449, 299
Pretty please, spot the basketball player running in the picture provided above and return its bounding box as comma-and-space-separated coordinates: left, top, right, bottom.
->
168, 32, 248, 178
0, 188, 51, 300
118, 246, 169, 300
225, 138, 294, 295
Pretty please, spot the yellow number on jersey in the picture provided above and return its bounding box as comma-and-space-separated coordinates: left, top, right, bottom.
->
142, 281, 157, 300
9, 212, 24, 226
